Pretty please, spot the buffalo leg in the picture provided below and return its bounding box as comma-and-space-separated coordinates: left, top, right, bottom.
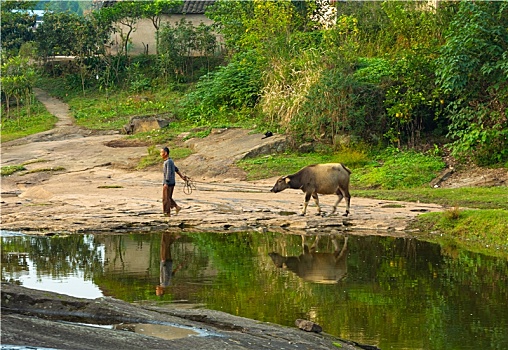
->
312, 192, 321, 214
333, 187, 351, 216
301, 192, 312, 215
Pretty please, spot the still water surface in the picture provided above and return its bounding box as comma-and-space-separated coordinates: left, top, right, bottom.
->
1, 230, 507, 350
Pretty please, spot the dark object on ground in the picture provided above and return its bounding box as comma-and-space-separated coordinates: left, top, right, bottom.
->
295, 319, 323, 333
262, 131, 273, 139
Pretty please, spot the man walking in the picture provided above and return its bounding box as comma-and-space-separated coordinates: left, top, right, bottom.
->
160, 146, 188, 217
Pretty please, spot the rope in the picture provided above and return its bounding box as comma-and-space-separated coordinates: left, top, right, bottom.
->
182, 178, 196, 195
190, 180, 268, 193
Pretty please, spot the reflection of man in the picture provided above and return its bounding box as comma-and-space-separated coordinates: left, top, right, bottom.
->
156, 232, 183, 296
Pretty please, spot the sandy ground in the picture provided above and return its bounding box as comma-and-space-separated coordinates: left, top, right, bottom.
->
0, 89, 469, 236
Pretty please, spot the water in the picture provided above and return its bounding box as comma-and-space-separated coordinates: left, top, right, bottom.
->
1, 230, 507, 350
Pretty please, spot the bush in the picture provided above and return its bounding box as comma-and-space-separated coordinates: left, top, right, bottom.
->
181, 50, 264, 124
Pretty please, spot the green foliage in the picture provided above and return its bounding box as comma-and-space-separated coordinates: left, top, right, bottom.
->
1, 165, 26, 176
0, 104, 57, 142
381, 1, 447, 51
38, 81, 181, 130
354, 186, 508, 211
0, 1, 37, 57
36, 11, 107, 58
383, 52, 442, 148
158, 18, 219, 81
206, 0, 254, 51
1, 55, 38, 118
181, 50, 264, 124
436, 1, 508, 165
353, 148, 445, 189
208, 0, 303, 55
288, 64, 386, 145
36, 1, 92, 16
417, 210, 508, 250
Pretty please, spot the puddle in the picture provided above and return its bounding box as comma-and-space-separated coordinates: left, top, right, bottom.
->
278, 211, 298, 216
114, 323, 200, 340
71, 321, 206, 340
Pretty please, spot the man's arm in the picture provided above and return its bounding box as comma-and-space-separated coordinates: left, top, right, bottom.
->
175, 167, 189, 181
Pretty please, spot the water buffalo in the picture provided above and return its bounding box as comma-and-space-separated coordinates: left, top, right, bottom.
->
270, 163, 351, 216
269, 235, 348, 284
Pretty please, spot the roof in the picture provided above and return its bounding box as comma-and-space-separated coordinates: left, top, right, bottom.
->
175, 0, 216, 14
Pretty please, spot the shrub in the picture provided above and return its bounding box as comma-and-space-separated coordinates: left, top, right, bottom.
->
181, 50, 264, 124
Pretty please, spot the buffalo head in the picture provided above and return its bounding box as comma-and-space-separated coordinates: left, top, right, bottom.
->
270, 176, 290, 193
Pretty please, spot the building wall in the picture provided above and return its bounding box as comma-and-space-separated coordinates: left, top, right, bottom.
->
107, 14, 215, 55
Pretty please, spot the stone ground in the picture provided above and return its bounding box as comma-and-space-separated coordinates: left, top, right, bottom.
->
1, 283, 374, 350
1, 89, 506, 350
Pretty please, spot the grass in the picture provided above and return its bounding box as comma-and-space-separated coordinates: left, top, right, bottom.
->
23, 166, 66, 175
238, 148, 371, 181
1, 100, 58, 142
411, 209, 508, 255
353, 186, 508, 210
39, 77, 183, 131
351, 148, 446, 189
1, 165, 26, 176
1, 160, 50, 176
136, 145, 194, 170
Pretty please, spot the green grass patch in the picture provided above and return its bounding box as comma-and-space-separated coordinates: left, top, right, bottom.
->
1, 100, 58, 142
1, 160, 51, 176
353, 186, 508, 210
137, 145, 193, 170
352, 148, 445, 189
1, 165, 26, 176
238, 149, 370, 181
413, 209, 508, 254
98, 185, 123, 189
39, 77, 183, 131
127, 121, 194, 144
69, 90, 179, 130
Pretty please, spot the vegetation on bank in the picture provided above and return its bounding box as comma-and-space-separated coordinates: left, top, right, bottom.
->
411, 209, 508, 257
0, 98, 57, 142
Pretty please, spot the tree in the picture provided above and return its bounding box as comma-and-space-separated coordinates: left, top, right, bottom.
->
0, 0, 37, 57
140, 0, 182, 54
436, 1, 508, 164
1, 55, 37, 119
94, 1, 140, 58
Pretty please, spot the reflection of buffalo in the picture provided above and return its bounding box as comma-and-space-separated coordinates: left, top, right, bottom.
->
269, 235, 348, 284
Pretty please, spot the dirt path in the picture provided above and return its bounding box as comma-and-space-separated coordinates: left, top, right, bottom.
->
1, 91, 445, 236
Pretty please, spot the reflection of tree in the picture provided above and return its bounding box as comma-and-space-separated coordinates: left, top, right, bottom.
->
1, 235, 104, 282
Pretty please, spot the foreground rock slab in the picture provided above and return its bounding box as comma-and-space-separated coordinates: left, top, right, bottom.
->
1, 283, 375, 350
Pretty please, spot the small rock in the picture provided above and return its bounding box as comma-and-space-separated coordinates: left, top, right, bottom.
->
295, 319, 322, 333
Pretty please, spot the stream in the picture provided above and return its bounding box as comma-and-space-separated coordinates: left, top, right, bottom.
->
1, 230, 507, 350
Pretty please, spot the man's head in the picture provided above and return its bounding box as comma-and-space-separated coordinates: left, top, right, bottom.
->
160, 147, 170, 159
